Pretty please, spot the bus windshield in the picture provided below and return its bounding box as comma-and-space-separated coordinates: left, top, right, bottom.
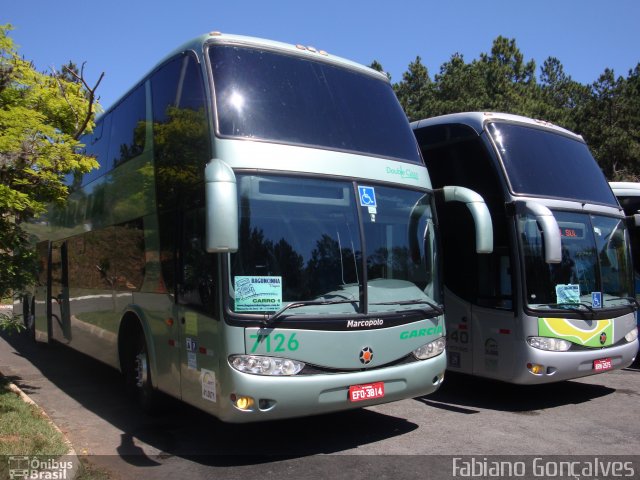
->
229, 175, 439, 317
209, 45, 421, 164
519, 210, 634, 310
487, 122, 618, 205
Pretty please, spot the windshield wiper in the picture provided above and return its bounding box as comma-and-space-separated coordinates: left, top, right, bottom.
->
601, 296, 640, 309
263, 299, 358, 327
369, 299, 444, 316
541, 297, 639, 312
537, 302, 596, 314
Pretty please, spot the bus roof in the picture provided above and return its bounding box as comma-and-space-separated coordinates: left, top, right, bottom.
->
102, 31, 388, 117
610, 181, 640, 197
411, 112, 583, 142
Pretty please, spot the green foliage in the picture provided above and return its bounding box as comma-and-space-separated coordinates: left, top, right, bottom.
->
0, 24, 101, 300
391, 35, 640, 180
0, 311, 25, 334
393, 56, 431, 121
0, 377, 68, 456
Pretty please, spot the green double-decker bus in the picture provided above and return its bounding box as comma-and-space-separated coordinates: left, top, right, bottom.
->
19, 32, 492, 422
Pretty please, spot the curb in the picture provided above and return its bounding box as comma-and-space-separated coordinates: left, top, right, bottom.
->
1, 371, 81, 479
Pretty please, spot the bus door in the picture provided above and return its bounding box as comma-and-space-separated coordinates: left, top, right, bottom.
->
176, 207, 219, 407
444, 288, 473, 374
50, 240, 71, 341
471, 250, 516, 379
33, 241, 51, 343
471, 304, 516, 380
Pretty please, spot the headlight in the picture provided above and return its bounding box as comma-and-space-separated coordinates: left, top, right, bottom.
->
527, 336, 572, 351
229, 355, 305, 376
413, 336, 446, 360
625, 327, 638, 343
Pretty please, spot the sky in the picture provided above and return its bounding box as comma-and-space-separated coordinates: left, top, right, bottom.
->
4, 0, 640, 111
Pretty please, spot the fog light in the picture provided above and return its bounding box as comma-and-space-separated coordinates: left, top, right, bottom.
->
231, 394, 255, 410
527, 363, 545, 375
625, 327, 638, 343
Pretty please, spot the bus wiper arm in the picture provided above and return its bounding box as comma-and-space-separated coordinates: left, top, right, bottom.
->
602, 296, 640, 309
543, 303, 595, 314
263, 299, 358, 327
370, 299, 444, 316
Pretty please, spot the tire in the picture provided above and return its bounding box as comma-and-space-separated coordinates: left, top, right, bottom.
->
124, 329, 160, 412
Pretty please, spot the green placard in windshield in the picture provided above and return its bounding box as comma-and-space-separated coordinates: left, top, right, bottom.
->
234, 276, 283, 312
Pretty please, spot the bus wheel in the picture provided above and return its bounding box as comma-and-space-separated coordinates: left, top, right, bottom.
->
125, 331, 159, 412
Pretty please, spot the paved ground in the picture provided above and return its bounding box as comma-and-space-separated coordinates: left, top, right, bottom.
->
1, 316, 639, 479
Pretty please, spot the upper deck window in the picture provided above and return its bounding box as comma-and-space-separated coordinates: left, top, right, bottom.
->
208, 45, 421, 164
487, 122, 617, 205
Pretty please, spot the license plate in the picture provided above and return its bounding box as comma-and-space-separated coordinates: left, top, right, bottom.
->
348, 382, 385, 402
593, 357, 613, 372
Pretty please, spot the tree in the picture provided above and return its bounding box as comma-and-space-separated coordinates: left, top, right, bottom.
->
0, 24, 102, 328
430, 53, 489, 115
392, 35, 640, 181
574, 67, 640, 180
393, 56, 432, 121
368, 60, 391, 80
476, 36, 538, 115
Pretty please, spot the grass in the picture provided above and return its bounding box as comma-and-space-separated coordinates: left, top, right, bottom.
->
77, 456, 113, 480
0, 376, 114, 479
0, 377, 68, 457
0, 376, 69, 478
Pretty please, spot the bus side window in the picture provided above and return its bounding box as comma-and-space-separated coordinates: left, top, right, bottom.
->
151, 53, 209, 211
79, 114, 112, 187
109, 84, 146, 167
178, 208, 216, 314
151, 53, 210, 300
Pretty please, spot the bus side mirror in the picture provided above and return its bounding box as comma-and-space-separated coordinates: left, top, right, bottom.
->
634, 213, 640, 227
524, 201, 562, 264
442, 186, 493, 254
205, 160, 238, 253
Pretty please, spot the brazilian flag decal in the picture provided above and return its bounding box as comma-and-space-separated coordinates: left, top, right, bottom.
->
538, 318, 614, 347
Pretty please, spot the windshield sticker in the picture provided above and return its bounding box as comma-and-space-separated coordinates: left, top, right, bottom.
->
591, 292, 602, 308
358, 186, 377, 207
555, 284, 580, 304
234, 276, 282, 312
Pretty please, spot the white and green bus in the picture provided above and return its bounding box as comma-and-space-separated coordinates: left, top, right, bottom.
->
412, 112, 639, 384
610, 182, 640, 299
18, 33, 493, 422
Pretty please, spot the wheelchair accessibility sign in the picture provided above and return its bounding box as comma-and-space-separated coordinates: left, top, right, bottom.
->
358, 186, 377, 207
591, 291, 602, 308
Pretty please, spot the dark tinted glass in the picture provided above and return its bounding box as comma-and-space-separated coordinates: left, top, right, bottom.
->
79, 114, 112, 186
179, 207, 216, 313
151, 56, 182, 123
151, 54, 209, 211
109, 84, 146, 166
520, 211, 633, 308
488, 122, 617, 205
415, 123, 513, 308
209, 45, 420, 163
